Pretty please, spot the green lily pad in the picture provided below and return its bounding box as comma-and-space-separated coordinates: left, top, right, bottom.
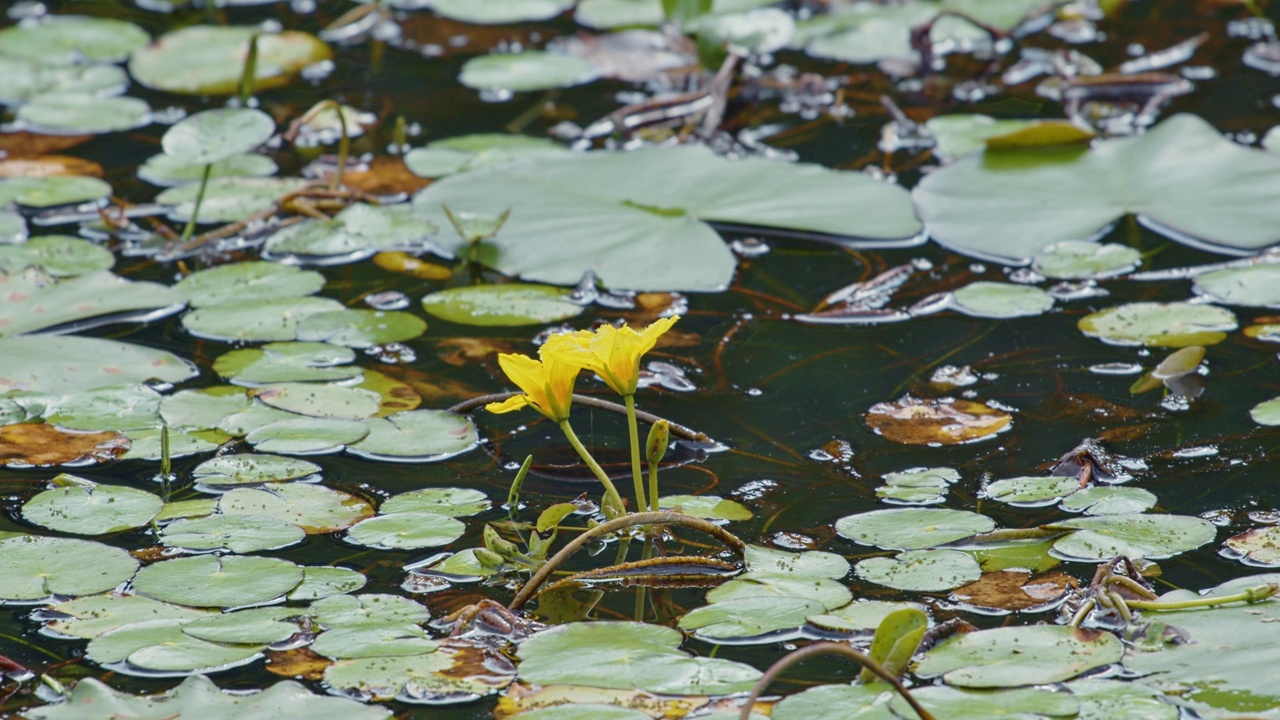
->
1050, 513, 1216, 561
155, 498, 218, 523
1193, 264, 1280, 307
0, 209, 25, 243
175, 261, 326, 308
772, 683, 893, 720
0, 335, 196, 394
122, 428, 231, 461
311, 593, 429, 628
346, 511, 465, 550
413, 0, 574, 23
412, 144, 920, 291
24, 675, 391, 720
1252, 397, 1280, 426
215, 342, 360, 385
192, 453, 321, 488
516, 621, 761, 695
133, 555, 304, 608
252, 383, 381, 420
217, 403, 307, 437
403, 134, 568, 179
1033, 241, 1142, 280
182, 606, 303, 645
162, 108, 275, 167
0, 269, 185, 336
1060, 487, 1157, 516
130, 26, 333, 95
1065, 678, 1177, 720
295, 309, 427, 348
835, 507, 994, 550
159, 387, 251, 431
22, 482, 162, 535
138, 152, 279, 187
311, 626, 437, 660
0, 235, 113, 277
423, 549, 496, 579
855, 549, 981, 592
182, 296, 345, 342
288, 566, 367, 601
914, 114, 1280, 263
894, 686, 1080, 719
951, 281, 1055, 319
0, 176, 112, 209
460, 52, 597, 93
1078, 302, 1237, 347
0, 535, 138, 601
158, 176, 310, 224
506, 707, 654, 720
984, 476, 1080, 507
421, 284, 584, 326
43, 594, 213, 640
263, 203, 436, 261
658, 495, 752, 521
0, 57, 127, 105
680, 595, 825, 640
161, 514, 306, 553
0, 15, 150, 65
925, 115, 1092, 161
378, 484, 488, 512
806, 599, 929, 633
86, 618, 263, 673
41, 383, 162, 432
322, 642, 511, 701
348, 410, 479, 461
16, 94, 151, 135
876, 466, 959, 505
219, 483, 373, 533
915, 624, 1124, 688
246, 417, 370, 454
1224, 526, 1280, 566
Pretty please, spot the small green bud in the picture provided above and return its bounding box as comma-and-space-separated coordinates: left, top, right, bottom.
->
646, 419, 670, 465
483, 524, 520, 560
474, 547, 505, 568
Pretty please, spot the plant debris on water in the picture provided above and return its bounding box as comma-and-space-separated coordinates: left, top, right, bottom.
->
4, 1, 1280, 718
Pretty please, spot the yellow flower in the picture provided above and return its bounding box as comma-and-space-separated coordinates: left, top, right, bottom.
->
485, 338, 586, 422
546, 317, 680, 396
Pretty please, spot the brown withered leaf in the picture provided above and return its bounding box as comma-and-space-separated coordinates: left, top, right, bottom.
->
265, 647, 330, 681
437, 337, 512, 367
394, 15, 548, 57
865, 395, 1011, 445
950, 570, 1078, 612
0, 131, 91, 158
0, 424, 129, 467
0, 155, 103, 178
375, 364, 482, 404
314, 156, 432, 195
357, 368, 422, 417
374, 250, 452, 280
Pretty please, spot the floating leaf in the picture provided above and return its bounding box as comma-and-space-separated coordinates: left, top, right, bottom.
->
0, 423, 130, 467
26, 675, 390, 720
411, 0, 575, 23
323, 641, 512, 701
182, 296, 345, 342
191, 453, 321, 488
0, 235, 113, 277
183, 607, 303, 645
288, 566, 367, 601
1251, 397, 1280, 426
1064, 679, 1177, 720
44, 594, 213, 640
1060, 487, 1157, 516
22, 482, 162, 535
295, 309, 427, 348
772, 683, 891, 720
865, 395, 1012, 445
876, 466, 958, 505
403, 133, 568, 179
214, 343, 359, 386
679, 596, 826, 640
252, 383, 382, 420
346, 511, 465, 550
916, 625, 1123, 687
422, 284, 584, 326
835, 508, 994, 550
246, 417, 369, 455
311, 626, 437, 660
1050, 513, 1216, 561
86, 618, 263, 674
1224, 527, 1280, 567
133, 555, 304, 608
311, 593, 430, 628
16, 94, 151, 135
950, 570, 1077, 613
218, 483, 374, 533
806, 599, 929, 633
382, 487, 489, 517
460, 52, 597, 93
413, 145, 920, 291
160, 387, 252, 430
353, 369, 422, 417
0, 535, 136, 603
516, 621, 760, 695
348, 410, 479, 461
913, 114, 1280, 263
1193, 264, 1280, 307
175, 262, 325, 309
130, 26, 333, 95
1079, 302, 1237, 347
895, 686, 1080, 720
138, 152, 278, 187
41, 384, 162, 432
854, 549, 982, 592
158, 176, 310, 224
1033, 241, 1142, 280
0, 56, 126, 105
951, 281, 1054, 319
162, 108, 275, 167
658, 495, 752, 521
0, 175, 111, 209
161, 514, 306, 553
984, 476, 1080, 507
263, 203, 436, 262
926, 115, 1094, 161
0, 269, 185, 336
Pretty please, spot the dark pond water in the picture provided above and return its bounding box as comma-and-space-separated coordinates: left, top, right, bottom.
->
5, 0, 1280, 718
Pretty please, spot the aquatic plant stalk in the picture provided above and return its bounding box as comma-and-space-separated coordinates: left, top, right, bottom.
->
237, 34, 260, 105
508, 511, 746, 610
738, 642, 936, 720
624, 394, 646, 512
558, 419, 625, 514
179, 164, 213, 243
647, 419, 669, 512
1126, 583, 1277, 611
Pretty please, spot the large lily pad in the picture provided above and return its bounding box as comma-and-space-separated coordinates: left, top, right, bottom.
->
16, 94, 151, 135
218, 483, 374, 533
191, 453, 321, 488
43, 594, 213, 640
772, 683, 892, 720
0, 269, 185, 336
913, 114, 1280, 263
159, 387, 252, 430
130, 26, 333, 95
22, 481, 162, 535
421, 284, 584, 326
1050, 513, 1216, 561
263, 203, 436, 263
836, 508, 994, 550
0, 235, 113, 277
345, 511, 465, 549
40, 383, 163, 432
215, 342, 360, 385
915, 625, 1124, 687
322, 641, 512, 701
245, 417, 370, 454
0, 175, 111, 208
295, 309, 427, 348
162, 108, 275, 167
1193, 265, 1280, 307
894, 686, 1080, 720
25, 675, 391, 720
0, 16, 150, 66
86, 618, 264, 673
516, 621, 761, 695
412, 144, 921, 291
347, 409, 479, 461
175, 262, 325, 308
251, 383, 381, 420
1079, 302, 1238, 347
133, 555, 304, 608
182, 296, 345, 342
0, 535, 138, 602
855, 549, 982, 592
160, 514, 306, 553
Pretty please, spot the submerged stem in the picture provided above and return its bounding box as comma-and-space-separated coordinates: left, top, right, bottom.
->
179, 164, 213, 242
624, 394, 646, 512
738, 642, 936, 720
558, 419, 625, 513
508, 511, 745, 610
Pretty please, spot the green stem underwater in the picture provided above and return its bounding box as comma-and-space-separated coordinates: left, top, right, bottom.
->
558, 419, 626, 513
179, 164, 213, 243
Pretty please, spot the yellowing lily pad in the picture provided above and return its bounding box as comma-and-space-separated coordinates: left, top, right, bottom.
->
865, 395, 1011, 445
130, 26, 332, 95
1078, 302, 1237, 347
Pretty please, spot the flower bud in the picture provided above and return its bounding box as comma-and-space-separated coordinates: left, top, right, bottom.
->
483, 524, 520, 560
646, 419, 670, 466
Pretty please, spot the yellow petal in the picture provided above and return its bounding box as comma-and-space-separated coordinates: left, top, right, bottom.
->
485, 395, 531, 414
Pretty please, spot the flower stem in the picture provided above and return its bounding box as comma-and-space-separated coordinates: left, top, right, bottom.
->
624, 394, 647, 512
558, 419, 625, 513
1126, 583, 1277, 611
179, 164, 213, 242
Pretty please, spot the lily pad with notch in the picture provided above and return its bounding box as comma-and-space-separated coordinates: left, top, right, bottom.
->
245, 417, 370, 454
191, 453, 321, 489
345, 511, 466, 550
854, 549, 982, 592
836, 507, 995, 550
460, 51, 597, 93
288, 566, 367, 601
175, 261, 325, 308
1078, 302, 1237, 347
915, 624, 1124, 688
984, 476, 1080, 507
893, 686, 1080, 719
16, 94, 151, 135
0, 57, 125, 104
1193, 264, 1280, 307
86, 618, 264, 674
218, 483, 374, 533
0, 15, 149, 65
251, 383, 382, 420
0, 535, 139, 602
311, 625, 437, 660
0, 175, 111, 209
1223, 526, 1280, 567
132, 555, 304, 608
138, 152, 278, 187
39, 383, 163, 432
876, 466, 959, 506
1049, 513, 1216, 561
410, 0, 574, 24
1060, 486, 1157, 516
348, 410, 479, 461
311, 592, 430, 629
771, 682, 892, 720
806, 599, 930, 634
658, 495, 752, 521
263, 203, 437, 263
22, 479, 162, 535
158, 176, 311, 224
162, 108, 275, 167
404, 133, 569, 179
160, 387, 252, 430
43, 594, 213, 640
215, 343, 360, 386
295, 309, 427, 348
322, 640, 513, 702
1033, 241, 1142, 280
679, 596, 827, 641
182, 296, 345, 343
129, 25, 333, 95
182, 606, 304, 645
951, 281, 1055, 319
422, 284, 584, 326
122, 427, 231, 461
160, 514, 307, 553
